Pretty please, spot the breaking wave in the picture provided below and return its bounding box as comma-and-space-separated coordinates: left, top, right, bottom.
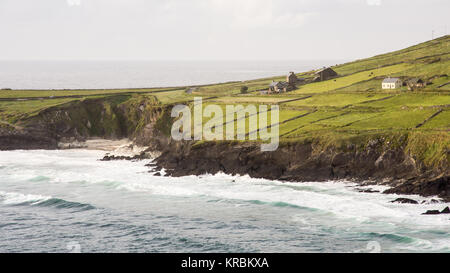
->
0, 191, 95, 211
0, 149, 449, 252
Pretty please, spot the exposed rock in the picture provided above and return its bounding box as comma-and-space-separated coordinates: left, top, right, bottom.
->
421, 199, 441, 204
357, 188, 380, 193
384, 176, 449, 202
0, 126, 58, 150
390, 198, 418, 204
422, 207, 450, 215
1, 96, 448, 203
153, 140, 449, 202
100, 152, 148, 161
422, 210, 441, 215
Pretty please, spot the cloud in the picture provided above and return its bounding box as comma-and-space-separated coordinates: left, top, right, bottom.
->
366, 0, 382, 6
0, 0, 448, 60
209, 0, 316, 29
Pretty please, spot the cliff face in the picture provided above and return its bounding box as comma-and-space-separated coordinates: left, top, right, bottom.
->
0, 95, 163, 150
152, 138, 449, 201
0, 97, 448, 201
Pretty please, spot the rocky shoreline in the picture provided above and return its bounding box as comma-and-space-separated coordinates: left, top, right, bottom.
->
0, 97, 448, 202
1, 129, 449, 202
150, 139, 449, 202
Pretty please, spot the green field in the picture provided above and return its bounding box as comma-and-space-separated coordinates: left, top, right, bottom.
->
293, 64, 411, 94
420, 110, 450, 129
0, 87, 181, 99
283, 93, 390, 108
0, 98, 80, 124
359, 94, 450, 108
1, 36, 449, 145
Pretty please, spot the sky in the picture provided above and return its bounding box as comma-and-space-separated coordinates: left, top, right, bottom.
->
0, 0, 448, 61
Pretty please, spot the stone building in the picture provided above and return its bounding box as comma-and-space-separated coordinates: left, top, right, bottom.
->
267, 72, 302, 94
287, 72, 298, 86
268, 81, 289, 93
406, 78, 426, 90
314, 67, 338, 81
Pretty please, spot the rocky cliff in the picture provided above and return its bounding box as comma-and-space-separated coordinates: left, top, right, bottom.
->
0, 95, 164, 150
0, 97, 448, 201
151, 136, 449, 202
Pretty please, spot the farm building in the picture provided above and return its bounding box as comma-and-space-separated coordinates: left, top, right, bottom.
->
287, 72, 298, 86
314, 67, 338, 81
287, 72, 306, 86
267, 72, 301, 94
382, 78, 402, 89
406, 78, 426, 90
269, 81, 289, 93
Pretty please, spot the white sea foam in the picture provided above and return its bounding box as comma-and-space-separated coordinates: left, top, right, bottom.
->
0, 190, 52, 205
1, 150, 448, 225
0, 149, 449, 252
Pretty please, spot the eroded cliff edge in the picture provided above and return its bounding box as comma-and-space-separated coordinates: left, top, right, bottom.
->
152, 136, 449, 202
0, 95, 164, 150
0, 96, 448, 201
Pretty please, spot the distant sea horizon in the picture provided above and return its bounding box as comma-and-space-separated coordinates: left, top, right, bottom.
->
0, 60, 346, 90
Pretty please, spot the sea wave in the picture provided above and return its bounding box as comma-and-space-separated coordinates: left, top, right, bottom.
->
0, 191, 95, 211
35, 198, 95, 210
364, 232, 415, 244
364, 232, 450, 252
0, 149, 449, 252
246, 199, 318, 211
0, 191, 51, 205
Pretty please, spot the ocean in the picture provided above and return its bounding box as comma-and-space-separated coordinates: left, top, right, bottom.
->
0, 149, 449, 253
0, 60, 342, 90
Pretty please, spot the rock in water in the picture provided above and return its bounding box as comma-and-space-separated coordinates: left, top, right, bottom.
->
441, 207, 450, 214
390, 198, 418, 204
357, 188, 380, 193
421, 199, 441, 204
422, 210, 441, 215
422, 206, 450, 215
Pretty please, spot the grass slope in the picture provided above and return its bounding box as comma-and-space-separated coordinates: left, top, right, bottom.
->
1, 36, 449, 166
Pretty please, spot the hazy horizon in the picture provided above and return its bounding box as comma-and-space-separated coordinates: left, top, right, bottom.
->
0, 59, 342, 89
0, 0, 448, 61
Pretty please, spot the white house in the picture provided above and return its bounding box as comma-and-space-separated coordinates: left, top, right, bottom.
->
382, 78, 402, 89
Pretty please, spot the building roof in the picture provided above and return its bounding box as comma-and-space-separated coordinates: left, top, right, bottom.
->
315, 67, 335, 74
382, 78, 401, 83
269, 81, 287, 87
315, 68, 325, 74
407, 78, 423, 84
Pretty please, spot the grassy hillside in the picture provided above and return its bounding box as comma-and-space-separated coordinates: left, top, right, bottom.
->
1, 36, 449, 162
